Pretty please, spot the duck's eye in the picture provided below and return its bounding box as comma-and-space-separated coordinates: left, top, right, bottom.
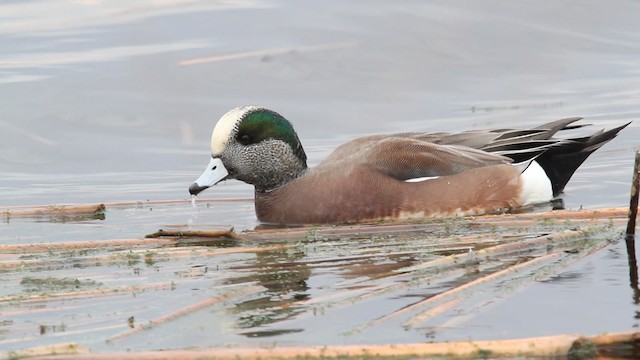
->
238, 134, 251, 145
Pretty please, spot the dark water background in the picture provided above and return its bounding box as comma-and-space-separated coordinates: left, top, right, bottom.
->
1, 0, 640, 352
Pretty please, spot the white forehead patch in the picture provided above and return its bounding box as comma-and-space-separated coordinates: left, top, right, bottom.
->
210, 105, 261, 155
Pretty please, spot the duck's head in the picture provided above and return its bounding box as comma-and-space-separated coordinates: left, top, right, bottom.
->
189, 105, 308, 195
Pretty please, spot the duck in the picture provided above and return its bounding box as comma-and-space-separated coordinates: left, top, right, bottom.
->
188, 105, 629, 225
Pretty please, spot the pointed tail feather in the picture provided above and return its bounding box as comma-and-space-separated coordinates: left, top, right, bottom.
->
536, 122, 631, 196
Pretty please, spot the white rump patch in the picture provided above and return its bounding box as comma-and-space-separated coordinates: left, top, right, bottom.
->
210, 105, 261, 155
519, 160, 553, 205
405, 176, 439, 183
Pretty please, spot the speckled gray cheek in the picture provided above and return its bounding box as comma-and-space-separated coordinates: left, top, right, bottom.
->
222, 139, 307, 192
219, 142, 243, 176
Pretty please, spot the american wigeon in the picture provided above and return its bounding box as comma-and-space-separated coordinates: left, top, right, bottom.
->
189, 105, 629, 225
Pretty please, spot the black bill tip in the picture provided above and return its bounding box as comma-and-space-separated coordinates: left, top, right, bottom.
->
189, 182, 209, 196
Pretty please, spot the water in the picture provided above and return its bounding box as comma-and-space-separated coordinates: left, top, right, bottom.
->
1, 0, 639, 213
1, 0, 640, 354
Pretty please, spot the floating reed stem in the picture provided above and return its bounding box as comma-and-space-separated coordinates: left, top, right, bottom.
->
0, 238, 175, 254
25, 331, 640, 360
144, 228, 243, 240
107, 285, 264, 343
0, 282, 174, 304
0, 203, 105, 218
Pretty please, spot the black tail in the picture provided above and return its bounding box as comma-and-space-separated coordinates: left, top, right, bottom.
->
535, 122, 630, 196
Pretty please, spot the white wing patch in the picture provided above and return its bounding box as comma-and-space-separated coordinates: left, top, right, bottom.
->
210, 105, 261, 155
519, 160, 553, 205
405, 176, 439, 183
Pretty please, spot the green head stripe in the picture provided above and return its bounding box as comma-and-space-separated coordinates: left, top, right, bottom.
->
237, 109, 307, 163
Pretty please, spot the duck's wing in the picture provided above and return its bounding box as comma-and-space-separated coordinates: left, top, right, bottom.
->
320, 137, 513, 180
413, 117, 586, 148
318, 117, 591, 180
320, 134, 388, 164
363, 138, 516, 180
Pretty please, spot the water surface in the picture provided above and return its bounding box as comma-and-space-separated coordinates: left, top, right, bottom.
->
1, 0, 640, 354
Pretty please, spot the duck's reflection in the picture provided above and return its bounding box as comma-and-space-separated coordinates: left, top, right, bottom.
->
225, 244, 310, 334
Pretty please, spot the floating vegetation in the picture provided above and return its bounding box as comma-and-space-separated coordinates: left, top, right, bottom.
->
20, 276, 101, 294
0, 203, 637, 359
